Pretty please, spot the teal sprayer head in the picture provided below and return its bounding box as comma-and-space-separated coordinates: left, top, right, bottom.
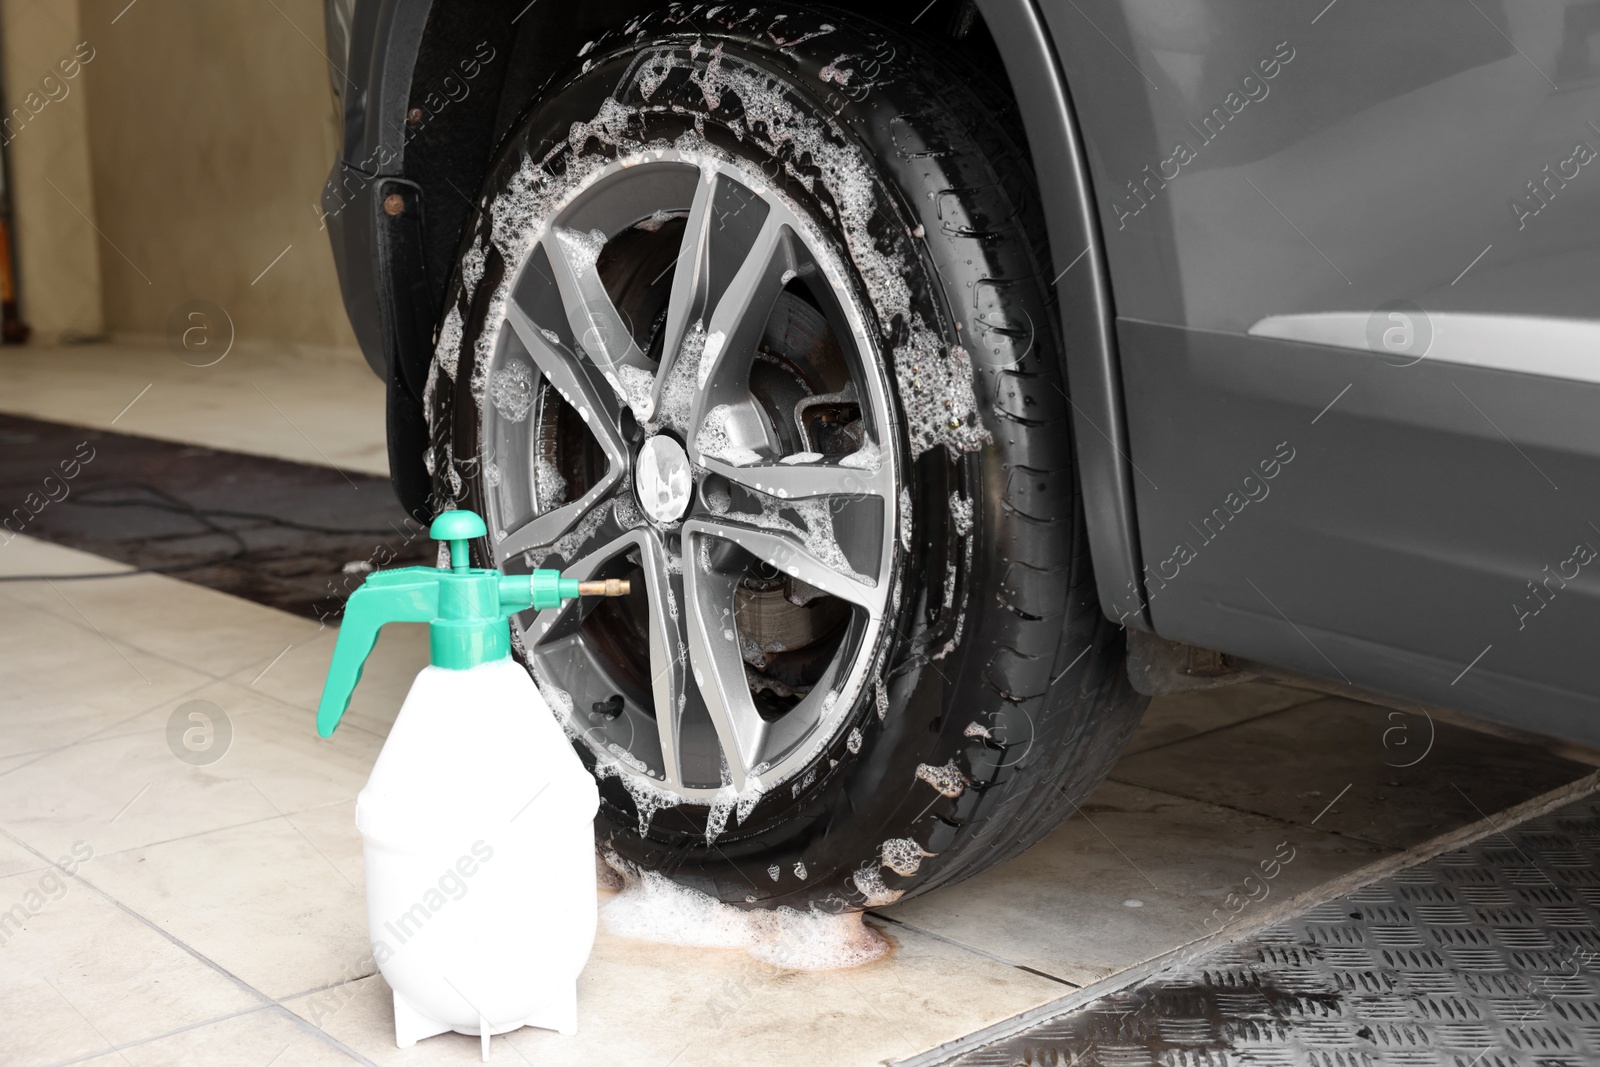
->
314, 508, 630, 738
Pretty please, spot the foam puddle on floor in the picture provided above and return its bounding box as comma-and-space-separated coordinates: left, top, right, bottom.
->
598, 855, 890, 971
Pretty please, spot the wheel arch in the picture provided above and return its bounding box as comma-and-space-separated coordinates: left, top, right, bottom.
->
330, 0, 1149, 627
972, 0, 1150, 630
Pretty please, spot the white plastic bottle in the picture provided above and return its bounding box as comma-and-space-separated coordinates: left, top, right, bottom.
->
315, 509, 624, 1060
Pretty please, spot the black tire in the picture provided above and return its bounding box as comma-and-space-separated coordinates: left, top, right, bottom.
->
427, 2, 1147, 910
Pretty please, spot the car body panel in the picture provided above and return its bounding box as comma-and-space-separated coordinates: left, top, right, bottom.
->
1047, 0, 1600, 334
1118, 319, 1600, 738
324, 0, 1600, 737
1041, 0, 1600, 733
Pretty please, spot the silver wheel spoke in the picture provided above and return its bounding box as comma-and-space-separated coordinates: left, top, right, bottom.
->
686, 517, 882, 613
500, 300, 625, 558
504, 297, 628, 464
650, 170, 718, 420
682, 528, 766, 793
522, 529, 687, 789
496, 500, 594, 563
733, 526, 878, 611
701, 452, 893, 502
690, 213, 803, 435
543, 225, 653, 400
635, 530, 687, 789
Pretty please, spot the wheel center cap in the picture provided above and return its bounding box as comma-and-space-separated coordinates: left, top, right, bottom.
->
636, 435, 693, 524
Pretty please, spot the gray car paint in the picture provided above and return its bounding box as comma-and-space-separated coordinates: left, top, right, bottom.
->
1048, 0, 1600, 332
1048, 0, 1600, 734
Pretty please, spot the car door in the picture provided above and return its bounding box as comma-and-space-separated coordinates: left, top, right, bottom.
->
1048, 0, 1600, 739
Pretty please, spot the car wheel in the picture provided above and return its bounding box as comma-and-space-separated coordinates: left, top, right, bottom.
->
426, 2, 1147, 910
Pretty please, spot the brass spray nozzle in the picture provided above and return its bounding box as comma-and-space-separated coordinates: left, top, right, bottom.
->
577, 579, 631, 597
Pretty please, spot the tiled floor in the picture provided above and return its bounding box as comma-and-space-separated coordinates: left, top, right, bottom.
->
3, 351, 1596, 1066
3, 531, 1593, 1066
0, 537, 1070, 1067
0, 341, 387, 477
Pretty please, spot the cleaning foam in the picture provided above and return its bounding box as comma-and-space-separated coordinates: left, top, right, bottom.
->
600, 854, 889, 970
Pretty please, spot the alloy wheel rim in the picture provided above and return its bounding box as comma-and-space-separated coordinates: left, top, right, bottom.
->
478, 150, 900, 808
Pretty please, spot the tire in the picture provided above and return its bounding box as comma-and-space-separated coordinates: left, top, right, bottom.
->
425, 2, 1147, 911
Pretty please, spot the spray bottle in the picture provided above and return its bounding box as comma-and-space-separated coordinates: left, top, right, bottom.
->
316, 508, 628, 1060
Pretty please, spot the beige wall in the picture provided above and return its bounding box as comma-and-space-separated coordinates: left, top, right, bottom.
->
60, 0, 357, 351
1, 0, 104, 341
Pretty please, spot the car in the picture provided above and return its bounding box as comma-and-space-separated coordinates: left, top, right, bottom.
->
320, 0, 1600, 910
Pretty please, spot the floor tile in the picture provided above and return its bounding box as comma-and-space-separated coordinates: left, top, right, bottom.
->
285, 918, 1066, 1067
87, 814, 370, 1003
227, 619, 430, 742
0, 530, 135, 580
0, 538, 316, 680
0, 584, 214, 760
1127, 680, 1321, 753
70, 1007, 356, 1067
281, 800, 364, 889
0, 677, 381, 862
193, 679, 384, 813
287, 977, 516, 1067
0, 342, 388, 477
1111, 695, 1593, 849
6, 513, 1593, 1066
879, 779, 1387, 986
0, 865, 260, 1065
0, 828, 50, 879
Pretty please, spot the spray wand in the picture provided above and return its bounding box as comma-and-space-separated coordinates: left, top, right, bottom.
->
316, 509, 628, 737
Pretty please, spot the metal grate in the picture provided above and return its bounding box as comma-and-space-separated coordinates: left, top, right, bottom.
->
924, 795, 1600, 1067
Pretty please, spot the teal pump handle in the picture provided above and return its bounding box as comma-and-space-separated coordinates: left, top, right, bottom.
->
317, 568, 441, 737
315, 510, 630, 738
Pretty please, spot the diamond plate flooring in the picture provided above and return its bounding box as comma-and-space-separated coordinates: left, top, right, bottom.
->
913, 790, 1600, 1067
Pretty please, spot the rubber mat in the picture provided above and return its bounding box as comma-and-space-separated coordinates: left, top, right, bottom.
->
914, 789, 1600, 1067
0, 413, 432, 619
